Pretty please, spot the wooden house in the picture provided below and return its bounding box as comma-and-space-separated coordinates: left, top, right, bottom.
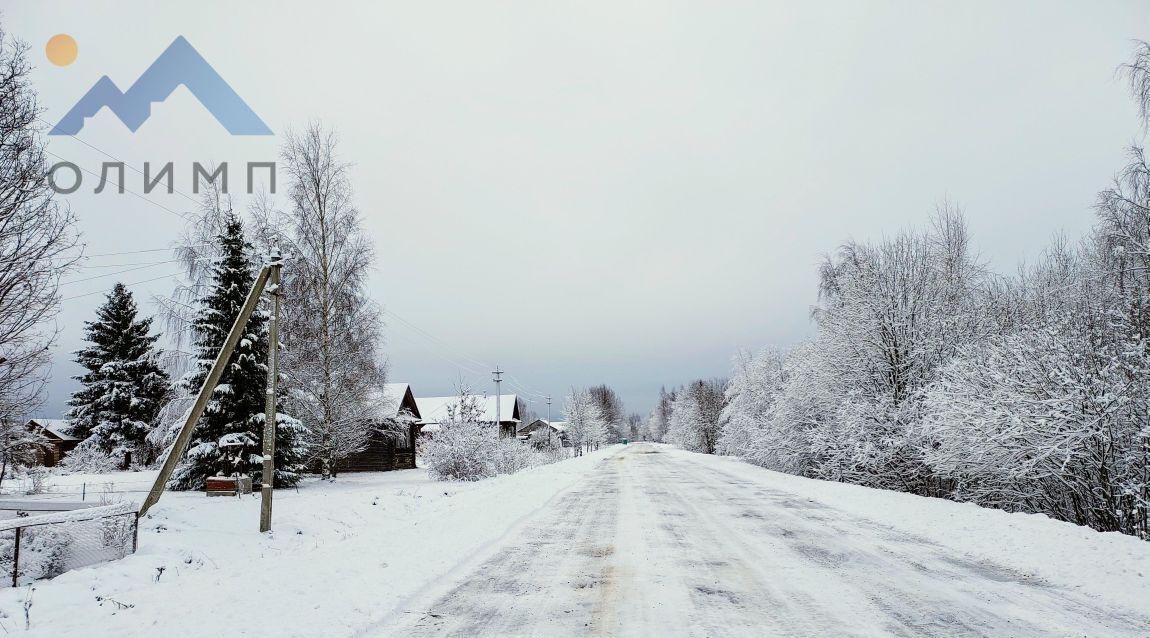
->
27, 419, 80, 467
518, 419, 570, 447
334, 383, 422, 473
415, 394, 521, 438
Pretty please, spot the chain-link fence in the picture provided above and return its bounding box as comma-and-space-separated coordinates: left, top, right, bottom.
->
0, 502, 138, 587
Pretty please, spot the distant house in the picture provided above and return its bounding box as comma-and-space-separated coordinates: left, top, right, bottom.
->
334, 383, 422, 473
26, 419, 80, 467
519, 419, 569, 447
415, 394, 521, 438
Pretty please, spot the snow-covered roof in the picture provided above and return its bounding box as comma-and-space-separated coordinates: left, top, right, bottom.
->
365, 383, 421, 421
520, 419, 568, 433
28, 419, 78, 441
415, 394, 519, 425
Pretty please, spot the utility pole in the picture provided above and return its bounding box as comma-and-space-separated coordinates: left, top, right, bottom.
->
546, 395, 552, 445
140, 264, 274, 517
493, 365, 503, 437
259, 252, 282, 533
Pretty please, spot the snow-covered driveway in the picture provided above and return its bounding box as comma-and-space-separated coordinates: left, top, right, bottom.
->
381, 443, 1150, 637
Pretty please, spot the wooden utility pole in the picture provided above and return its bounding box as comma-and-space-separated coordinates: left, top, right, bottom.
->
493, 366, 503, 437
260, 254, 282, 533
139, 264, 274, 517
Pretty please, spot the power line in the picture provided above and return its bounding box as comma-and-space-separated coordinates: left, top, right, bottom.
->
384, 324, 490, 380
45, 151, 193, 223
78, 258, 188, 268
85, 245, 209, 258
38, 117, 204, 210
60, 259, 180, 286
381, 308, 493, 372
381, 307, 551, 399
61, 271, 182, 301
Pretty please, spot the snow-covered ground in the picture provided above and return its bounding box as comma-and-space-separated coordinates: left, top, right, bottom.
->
3, 444, 1149, 636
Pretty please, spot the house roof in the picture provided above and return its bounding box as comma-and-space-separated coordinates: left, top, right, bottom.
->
374, 383, 421, 420
415, 394, 520, 425
365, 383, 421, 421
520, 418, 568, 433
28, 419, 79, 442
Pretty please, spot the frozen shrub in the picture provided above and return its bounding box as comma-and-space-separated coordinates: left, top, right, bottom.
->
24, 468, 49, 495
422, 419, 499, 481
490, 438, 537, 475
0, 526, 73, 582
58, 440, 117, 474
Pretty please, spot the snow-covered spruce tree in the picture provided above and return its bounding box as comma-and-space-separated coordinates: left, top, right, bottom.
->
148, 185, 236, 461
280, 124, 387, 478
65, 283, 170, 466
168, 213, 307, 490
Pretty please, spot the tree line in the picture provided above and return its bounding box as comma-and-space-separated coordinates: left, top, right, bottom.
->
708, 42, 1150, 540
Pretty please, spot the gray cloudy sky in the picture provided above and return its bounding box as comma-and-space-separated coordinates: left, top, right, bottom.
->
6, 1, 1149, 419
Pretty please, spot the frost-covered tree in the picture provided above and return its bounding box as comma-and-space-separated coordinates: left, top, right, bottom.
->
0, 421, 46, 488
803, 208, 986, 491
66, 283, 170, 466
588, 385, 625, 444
280, 123, 387, 478
564, 388, 608, 456
666, 378, 727, 454
0, 29, 80, 426
644, 387, 673, 443
168, 213, 307, 490
718, 348, 791, 464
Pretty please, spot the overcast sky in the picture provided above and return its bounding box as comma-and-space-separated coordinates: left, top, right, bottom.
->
6, 1, 1150, 419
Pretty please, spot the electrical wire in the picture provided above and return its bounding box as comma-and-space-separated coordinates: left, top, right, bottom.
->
62, 272, 182, 301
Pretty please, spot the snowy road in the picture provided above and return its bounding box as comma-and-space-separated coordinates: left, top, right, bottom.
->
382, 444, 1150, 637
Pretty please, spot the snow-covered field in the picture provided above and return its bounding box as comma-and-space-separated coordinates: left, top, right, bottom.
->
3, 445, 1149, 637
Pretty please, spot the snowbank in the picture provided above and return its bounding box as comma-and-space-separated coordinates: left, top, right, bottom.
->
0, 448, 620, 637
676, 448, 1150, 613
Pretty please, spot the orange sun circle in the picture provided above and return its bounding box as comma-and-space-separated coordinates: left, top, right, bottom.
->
46, 34, 77, 66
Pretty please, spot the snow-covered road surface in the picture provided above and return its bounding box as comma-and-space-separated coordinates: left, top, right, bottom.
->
381, 444, 1150, 637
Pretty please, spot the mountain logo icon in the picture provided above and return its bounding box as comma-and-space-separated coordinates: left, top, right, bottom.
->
50, 36, 272, 136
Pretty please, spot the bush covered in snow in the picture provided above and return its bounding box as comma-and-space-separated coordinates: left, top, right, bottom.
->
0, 525, 72, 582
58, 440, 118, 474
421, 388, 566, 481
490, 438, 539, 475
422, 419, 499, 481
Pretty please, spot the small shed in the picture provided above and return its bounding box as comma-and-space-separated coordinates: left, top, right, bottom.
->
26, 419, 80, 467
334, 383, 422, 473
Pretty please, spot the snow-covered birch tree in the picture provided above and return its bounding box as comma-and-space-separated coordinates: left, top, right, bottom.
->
280, 123, 388, 477
0, 29, 79, 426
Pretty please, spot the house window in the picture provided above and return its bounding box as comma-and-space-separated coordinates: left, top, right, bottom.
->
394, 429, 412, 450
